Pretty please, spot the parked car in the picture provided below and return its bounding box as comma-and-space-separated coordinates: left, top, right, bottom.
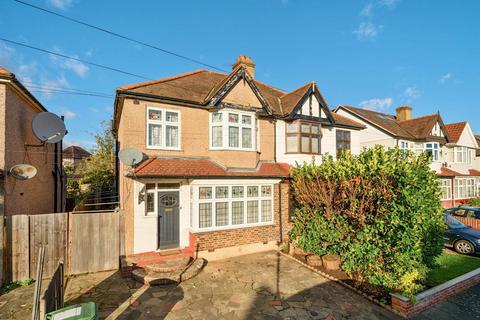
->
444, 214, 480, 255
445, 206, 480, 219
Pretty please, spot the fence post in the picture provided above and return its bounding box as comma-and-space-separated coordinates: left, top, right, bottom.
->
67, 212, 73, 276
32, 246, 45, 320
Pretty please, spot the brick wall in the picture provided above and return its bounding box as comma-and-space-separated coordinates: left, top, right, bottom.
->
391, 269, 480, 317
194, 180, 292, 251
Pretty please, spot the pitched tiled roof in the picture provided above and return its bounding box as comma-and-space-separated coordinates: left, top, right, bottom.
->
63, 146, 91, 159
476, 135, 480, 156
444, 122, 467, 143
331, 113, 366, 129
132, 157, 290, 178
439, 167, 463, 177
337, 105, 448, 141
279, 83, 311, 115
0, 66, 13, 77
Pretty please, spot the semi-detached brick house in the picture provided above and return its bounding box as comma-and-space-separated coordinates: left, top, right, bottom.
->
113, 55, 365, 259
335, 105, 480, 208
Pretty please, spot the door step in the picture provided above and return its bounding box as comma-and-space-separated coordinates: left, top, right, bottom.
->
158, 249, 182, 256
131, 258, 207, 285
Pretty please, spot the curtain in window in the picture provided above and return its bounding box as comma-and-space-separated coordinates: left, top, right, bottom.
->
242, 128, 252, 148
229, 126, 239, 147
212, 126, 222, 147
165, 125, 178, 147
148, 124, 162, 147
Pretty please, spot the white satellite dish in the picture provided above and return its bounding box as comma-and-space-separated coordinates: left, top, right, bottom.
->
9, 164, 37, 180
32, 112, 67, 144
118, 148, 143, 167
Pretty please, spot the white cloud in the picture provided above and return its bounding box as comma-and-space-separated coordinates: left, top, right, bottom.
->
378, 0, 400, 8
403, 86, 421, 101
50, 48, 89, 77
439, 73, 452, 84
360, 3, 374, 17
40, 74, 70, 99
47, 0, 74, 10
353, 22, 383, 39
359, 97, 393, 111
63, 110, 76, 119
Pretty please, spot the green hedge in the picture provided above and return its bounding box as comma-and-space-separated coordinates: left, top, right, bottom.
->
289, 146, 444, 296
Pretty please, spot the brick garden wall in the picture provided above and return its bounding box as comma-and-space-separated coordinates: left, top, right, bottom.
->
194, 180, 292, 251
391, 269, 480, 317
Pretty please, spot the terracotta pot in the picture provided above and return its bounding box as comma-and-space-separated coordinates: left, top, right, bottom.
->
322, 254, 341, 270
293, 247, 306, 256
306, 254, 323, 267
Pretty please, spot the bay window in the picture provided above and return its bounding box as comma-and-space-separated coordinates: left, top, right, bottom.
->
195, 184, 273, 231
454, 146, 473, 164
424, 142, 439, 161
146, 107, 180, 149
455, 178, 477, 199
286, 121, 321, 154
210, 110, 255, 150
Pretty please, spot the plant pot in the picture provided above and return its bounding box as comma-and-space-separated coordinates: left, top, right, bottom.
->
306, 254, 322, 267
322, 254, 341, 270
293, 247, 306, 256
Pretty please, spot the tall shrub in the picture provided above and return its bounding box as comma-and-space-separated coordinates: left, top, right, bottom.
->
289, 146, 444, 296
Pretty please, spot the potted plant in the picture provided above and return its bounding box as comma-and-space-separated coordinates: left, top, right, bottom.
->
322, 254, 341, 270
306, 254, 322, 267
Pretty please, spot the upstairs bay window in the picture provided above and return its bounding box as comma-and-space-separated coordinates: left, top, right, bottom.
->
146, 107, 180, 149
454, 146, 473, 164
286, 121, 321, 154
210, 110, 255, 150
424, 142, 439, 161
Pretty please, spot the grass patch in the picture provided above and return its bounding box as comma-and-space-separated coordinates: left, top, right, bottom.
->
0, 279, 34, 296
426, 253, 480, 287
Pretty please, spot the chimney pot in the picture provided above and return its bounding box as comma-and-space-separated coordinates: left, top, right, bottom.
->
232, 55, 255, 78
396, 106, 412, 121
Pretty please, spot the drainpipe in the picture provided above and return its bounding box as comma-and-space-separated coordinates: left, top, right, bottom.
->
273, 119, 277, 163
278, 178, 283, 244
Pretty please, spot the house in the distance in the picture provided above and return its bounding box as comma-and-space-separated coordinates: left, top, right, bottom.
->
335, 105, 480, 208
0, 67, 64, 215
63, 145, 91, 170
113, 55, 365, 259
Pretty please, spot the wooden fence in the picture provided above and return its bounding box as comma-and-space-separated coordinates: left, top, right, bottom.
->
455, 216, 480, 230
3, 210, 124, 283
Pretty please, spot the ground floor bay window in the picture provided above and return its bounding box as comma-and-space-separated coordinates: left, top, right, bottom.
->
191, 181, 276, 232
454, 177, 478, 199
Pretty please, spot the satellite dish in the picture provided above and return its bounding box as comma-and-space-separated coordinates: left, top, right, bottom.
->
9, 164, 37, 180
118, 148, 143, 167
32, 112, 67, 144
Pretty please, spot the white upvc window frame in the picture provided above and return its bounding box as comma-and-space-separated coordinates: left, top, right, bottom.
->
424, 142, 440, 161
455, 177, 477, 199
440, 179, 452, 201
143, 183, 181, 217
192, 183, 274, 232
399, 140, 411, 152
453, 146, 474, 164
146, 106, 181, 150
209, 109, 256, 151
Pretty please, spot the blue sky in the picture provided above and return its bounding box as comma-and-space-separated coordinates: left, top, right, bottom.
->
1, 0, 479, 149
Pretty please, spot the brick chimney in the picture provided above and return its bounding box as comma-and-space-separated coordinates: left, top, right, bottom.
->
396, 106, 412, 121
232, 55, 255, 78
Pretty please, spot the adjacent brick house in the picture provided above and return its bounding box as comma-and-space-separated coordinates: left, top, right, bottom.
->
63, 145, 91, 170
113, 56, 365, 258
335, 105, 480, 208
0, 67, 64, 215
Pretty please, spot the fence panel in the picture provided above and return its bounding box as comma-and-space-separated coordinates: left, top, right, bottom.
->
5, 215, 29, 282
29, 213, 67, 279
455, 216, 480, 230
70, 211, 121, 274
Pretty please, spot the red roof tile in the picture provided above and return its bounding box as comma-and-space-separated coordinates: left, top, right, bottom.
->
0, 66, 13, 77
469, 169, 480, 176
132, 157, 290, 178
444, 122, 467, 143
439, 167, 463, 177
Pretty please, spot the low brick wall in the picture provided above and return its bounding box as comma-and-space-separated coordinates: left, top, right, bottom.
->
391, 267, 480, 317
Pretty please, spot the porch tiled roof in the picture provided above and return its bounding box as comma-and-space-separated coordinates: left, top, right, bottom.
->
439, 167, 463, 177
469, 169, 480, 176
132, 157, 290, 178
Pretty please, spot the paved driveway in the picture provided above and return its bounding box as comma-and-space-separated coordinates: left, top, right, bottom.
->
0, 251, 399, 319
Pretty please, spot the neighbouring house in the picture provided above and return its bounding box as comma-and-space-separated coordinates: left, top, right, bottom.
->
0, 67, 64, 215
335, 105, 480, 208
113, 55, 365, 258
63, 145, 91, 170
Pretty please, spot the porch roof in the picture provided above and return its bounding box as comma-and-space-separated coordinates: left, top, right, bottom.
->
439, 167, 480, 177
131, 157, 290, 179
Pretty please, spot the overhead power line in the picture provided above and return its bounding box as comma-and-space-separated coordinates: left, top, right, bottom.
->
0, 37, 152, 80
13, 0, 227, 73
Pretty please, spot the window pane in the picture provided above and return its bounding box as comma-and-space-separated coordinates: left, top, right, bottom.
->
212, 112, 222, 123
199, 203, 212, 228
148, 109, 162, 120
261, 185, 272, 197
247, 186, 258, 197
336, 130, 342, 140
301, 123, 310, 133
232, 201, 244, 225
344, 131, 351, 140
232, 186, 244, 198
166, 111, 178, 122
242, 115, 252, 125
286, 135, 298, 153
242, 128, 252, 148
311, 125, 320, 134
146, 183, 155, 190
165, 125, 178, 147
311, 137, 319, 154
215, 202, 229, 226
286, 122, 298, 133
146, 192, 155, 213
261, 200, 272, 222
148, 124, 162, 147
301, 136, 310, 153
212, 126, 223, 147
247, 201, 259, 223
215, 186, 228, 199
229, 127, 239, 147
199, 187, 212, 199
229, 113, 239, 123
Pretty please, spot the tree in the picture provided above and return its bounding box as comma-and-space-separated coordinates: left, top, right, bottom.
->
78, 122, 115, 192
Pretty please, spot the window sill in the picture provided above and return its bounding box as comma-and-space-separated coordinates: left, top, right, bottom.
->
144, 213, 157, 218
209, 148, 257, 152
284, 152, 321, 155
146, 146, 182, 151
192, 222, 275, 233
